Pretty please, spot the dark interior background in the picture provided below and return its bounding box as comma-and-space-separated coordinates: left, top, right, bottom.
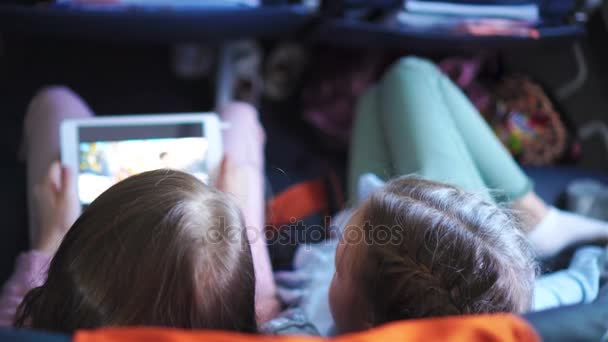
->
1, 10, 608, 284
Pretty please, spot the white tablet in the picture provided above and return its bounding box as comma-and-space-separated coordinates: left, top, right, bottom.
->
60, 113, 222, 205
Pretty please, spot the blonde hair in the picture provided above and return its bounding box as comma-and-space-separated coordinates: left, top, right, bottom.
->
343, 176, 537, 325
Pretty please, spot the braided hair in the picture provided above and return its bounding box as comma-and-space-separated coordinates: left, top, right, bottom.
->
342, 176, 537, 325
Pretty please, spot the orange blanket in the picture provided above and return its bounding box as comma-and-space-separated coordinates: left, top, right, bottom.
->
75, 314, 540, 342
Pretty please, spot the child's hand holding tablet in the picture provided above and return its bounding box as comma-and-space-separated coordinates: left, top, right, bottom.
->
60, 113, 222, 205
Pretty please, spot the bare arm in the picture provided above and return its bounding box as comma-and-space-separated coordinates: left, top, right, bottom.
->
218, 157, 281, 324
217, 103, 280, 324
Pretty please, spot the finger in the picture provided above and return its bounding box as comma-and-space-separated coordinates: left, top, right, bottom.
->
58, 165, 76, 199
60, 164, 82, 228
216, 156, 229, 189
46, 161, 62, 193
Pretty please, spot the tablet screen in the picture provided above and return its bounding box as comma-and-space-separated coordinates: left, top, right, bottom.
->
77, 123, 208, 204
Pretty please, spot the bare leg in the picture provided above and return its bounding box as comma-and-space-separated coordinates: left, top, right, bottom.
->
24, 86, 93, 247
217, 102, 279, 323
512, 192, 550, 231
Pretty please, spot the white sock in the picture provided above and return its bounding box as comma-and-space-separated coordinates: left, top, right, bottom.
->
528, 207, 608, 258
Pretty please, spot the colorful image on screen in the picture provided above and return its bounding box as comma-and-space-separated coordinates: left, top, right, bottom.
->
78, 137, 208, 203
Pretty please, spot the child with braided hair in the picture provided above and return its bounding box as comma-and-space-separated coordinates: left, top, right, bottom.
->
265, 57, 607, 336
328, 176, 537, 333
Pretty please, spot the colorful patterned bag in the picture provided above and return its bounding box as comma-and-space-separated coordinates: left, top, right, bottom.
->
441, 57, 579, 166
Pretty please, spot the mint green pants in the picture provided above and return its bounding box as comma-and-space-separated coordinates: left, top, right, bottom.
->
349, 57, 533, 203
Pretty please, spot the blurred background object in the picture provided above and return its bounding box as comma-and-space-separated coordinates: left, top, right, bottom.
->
0, 0, 607, 282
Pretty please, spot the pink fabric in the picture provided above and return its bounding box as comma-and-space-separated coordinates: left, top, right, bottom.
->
0, 251, 51, 327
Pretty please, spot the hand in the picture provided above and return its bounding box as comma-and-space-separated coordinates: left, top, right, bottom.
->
32, 161, 81, 255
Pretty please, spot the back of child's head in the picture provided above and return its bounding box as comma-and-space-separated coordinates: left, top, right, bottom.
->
343, 176, 536, 326
15, 169, 257, 333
